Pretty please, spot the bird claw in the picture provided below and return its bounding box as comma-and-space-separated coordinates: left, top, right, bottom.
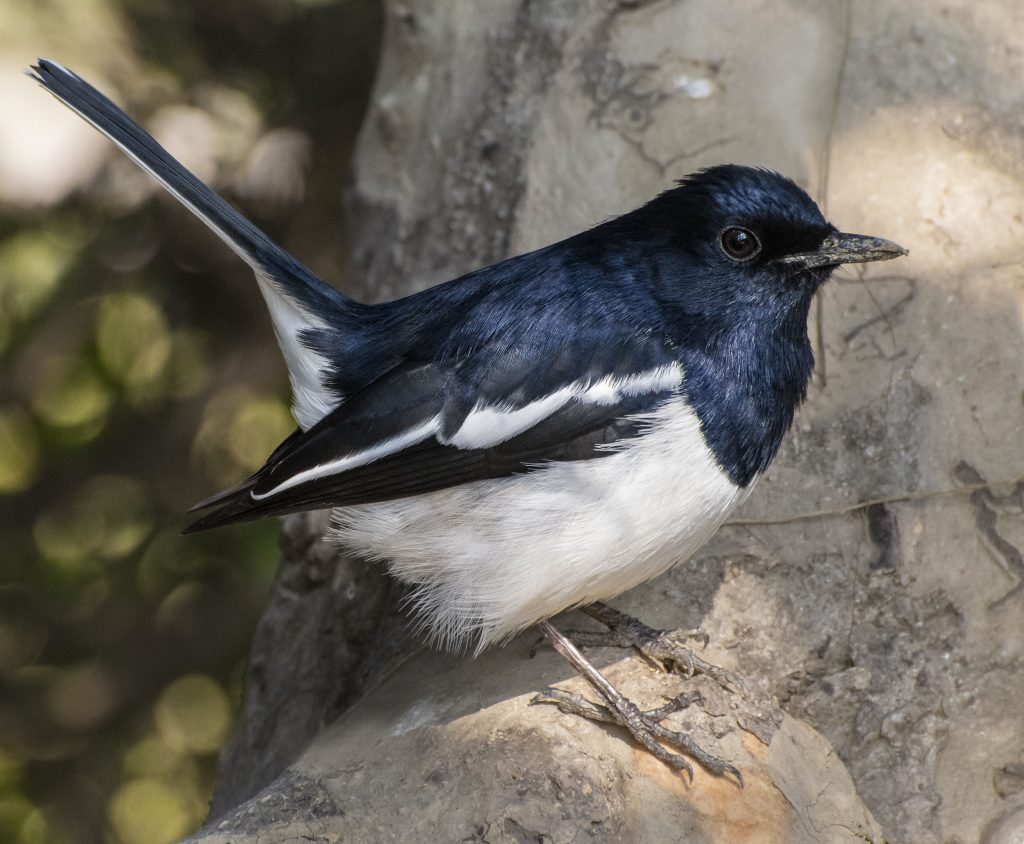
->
638, 630, 746, 692
531, 687, 742, 786
574, 603, 746, 692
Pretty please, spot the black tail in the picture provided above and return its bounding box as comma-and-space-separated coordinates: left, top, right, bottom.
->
28, 59, 353, 322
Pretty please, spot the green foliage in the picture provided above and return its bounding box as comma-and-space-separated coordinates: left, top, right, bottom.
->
0, 1, 382, 842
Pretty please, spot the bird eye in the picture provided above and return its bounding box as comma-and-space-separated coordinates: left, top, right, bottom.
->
720, 227, 761, 261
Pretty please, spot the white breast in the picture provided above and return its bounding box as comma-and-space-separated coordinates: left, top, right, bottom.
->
330, 396, 749, 652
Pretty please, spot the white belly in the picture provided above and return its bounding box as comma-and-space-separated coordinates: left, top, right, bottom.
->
330, 397, 749, 651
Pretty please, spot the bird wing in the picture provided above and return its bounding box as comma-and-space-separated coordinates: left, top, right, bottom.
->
184, 341, 682, 532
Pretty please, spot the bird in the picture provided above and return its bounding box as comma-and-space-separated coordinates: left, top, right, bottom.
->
31, 59, 906, 781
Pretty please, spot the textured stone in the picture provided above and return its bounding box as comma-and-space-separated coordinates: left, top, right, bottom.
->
194, 635, 881, 844
208, 0, 1024, 840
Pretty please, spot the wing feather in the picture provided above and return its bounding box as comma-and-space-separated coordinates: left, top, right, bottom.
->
185, 325, 683, 532
183, 389, 667, 532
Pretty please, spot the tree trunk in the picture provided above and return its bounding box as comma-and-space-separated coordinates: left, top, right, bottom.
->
201, 1, 1024, 842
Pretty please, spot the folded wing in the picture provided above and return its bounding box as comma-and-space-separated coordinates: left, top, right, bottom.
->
184, 343, 682, 532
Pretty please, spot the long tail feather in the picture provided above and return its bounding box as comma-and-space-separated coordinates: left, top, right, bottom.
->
29, 59, 350, 319
30, 59, 358, 430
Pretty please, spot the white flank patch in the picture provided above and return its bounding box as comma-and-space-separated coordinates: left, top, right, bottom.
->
250, 415, 442, 501
331, 394, 749, 652
442, 363, 682, 449
255, 274, 337, 431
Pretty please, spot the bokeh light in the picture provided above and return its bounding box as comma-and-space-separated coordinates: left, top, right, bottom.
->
33, 475, 152, 571
0, 795, 34, 844
154, 675, 231, 755
0, 409, 40, 493
95, 292, 172, 391
45, 663, 118, 732
30, 358, 112, 444
107, 778, 193, 844
0, 2, 381, 841
0, 227, 79, 324
193, 387, 296, 485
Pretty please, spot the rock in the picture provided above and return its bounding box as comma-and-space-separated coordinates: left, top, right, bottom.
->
193, 633, 883, 844
208, 0, 1024, 840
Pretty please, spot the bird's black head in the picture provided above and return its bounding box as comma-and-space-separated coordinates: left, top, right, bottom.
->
630, 165, 906, 325
605, 165, 906, 488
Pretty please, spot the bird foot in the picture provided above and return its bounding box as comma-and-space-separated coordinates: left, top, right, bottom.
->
571, 602, 745, 692
531, 687, 742, 785
532, 619, 742, 783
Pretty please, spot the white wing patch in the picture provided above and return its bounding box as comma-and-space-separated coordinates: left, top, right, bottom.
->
250, 415, 443, 501
440, 387, 575, 450
250, 362, 682, 503
440, 363, 682, 450
579, 364, 683, 405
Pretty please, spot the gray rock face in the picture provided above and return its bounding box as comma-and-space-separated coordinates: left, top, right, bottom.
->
197, 636, 881, 843
206, 1, 1024, 841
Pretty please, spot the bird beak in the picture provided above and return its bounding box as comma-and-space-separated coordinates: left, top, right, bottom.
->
778, 232, 908, 269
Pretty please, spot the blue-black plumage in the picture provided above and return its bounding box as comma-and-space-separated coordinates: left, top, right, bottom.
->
29, 56, 906, 611
31, 57, 907, 777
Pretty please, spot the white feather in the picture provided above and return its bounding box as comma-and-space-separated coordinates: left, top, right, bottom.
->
441, 363, 682, 449
330, 395, 747, 652
254, 274, 337, 431
440, 387, 575, 449
579, 364, 683, 404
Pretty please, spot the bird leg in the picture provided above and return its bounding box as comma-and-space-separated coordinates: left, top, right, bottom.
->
531, 620, 741, 784
569, 602, 744, 692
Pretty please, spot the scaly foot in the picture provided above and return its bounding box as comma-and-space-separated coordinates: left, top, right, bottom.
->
570, 602, 745, 692
531, 620, 742, 784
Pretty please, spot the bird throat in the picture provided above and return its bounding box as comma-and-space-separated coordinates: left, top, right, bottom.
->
677, 302, 816, 488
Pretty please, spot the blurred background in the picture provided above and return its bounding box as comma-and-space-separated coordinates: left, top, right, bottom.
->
0, 1, 382, 841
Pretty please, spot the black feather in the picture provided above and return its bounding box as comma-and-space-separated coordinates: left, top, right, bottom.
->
29, 59, 363, 326
183, 390, 667, 532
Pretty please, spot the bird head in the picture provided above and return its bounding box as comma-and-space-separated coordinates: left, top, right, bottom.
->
634, 165, 907, 323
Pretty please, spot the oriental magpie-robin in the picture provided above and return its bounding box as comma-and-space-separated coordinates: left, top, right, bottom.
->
31, 59, 906, 780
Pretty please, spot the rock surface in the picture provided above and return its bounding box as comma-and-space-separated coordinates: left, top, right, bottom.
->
195, 633, 882, 843
207, 0, 1024, 841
